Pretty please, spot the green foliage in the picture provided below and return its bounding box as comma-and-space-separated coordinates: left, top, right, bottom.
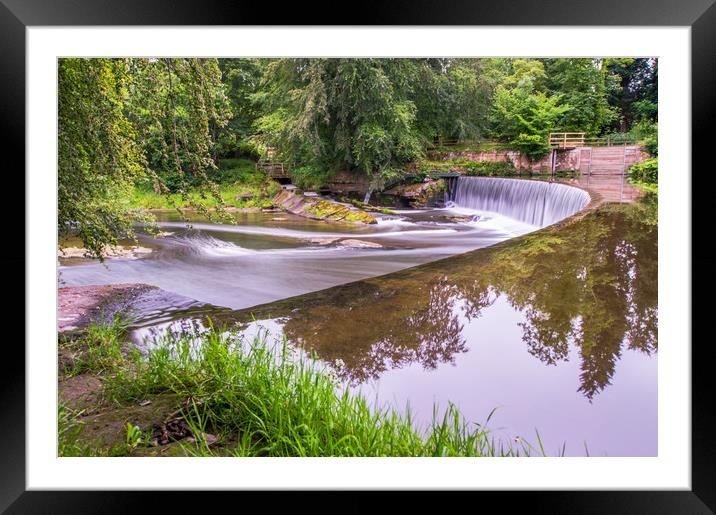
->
542, 58, 619, 135
633, 99, 658, 122
216, 59, 266, 154
103, 326, 541, 456
451, 159, 517, 176
642, 135, 658, 157
412, 59, 493, 141
58, 403, 88, 456
212, 158, 260, 184
418, 158, 518, 177
130, 180, 280, 210
126, 58, 232, 194
289, 165, 333, 191
511, 133, 552, 162
464, 160, 517, 176
58, 58, 150, 259
490, 85, 570, 142
126, 423, 142, 447
234, 139, 263, 160
59, 57, 232, 258
630, 120, 658, 156
603, 58, 657, 131
60, 313, 130, 376
628, 157, 658, 184
254, 59, 425, 191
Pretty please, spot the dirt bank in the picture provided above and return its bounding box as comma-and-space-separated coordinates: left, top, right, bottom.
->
57, 283, 156, 332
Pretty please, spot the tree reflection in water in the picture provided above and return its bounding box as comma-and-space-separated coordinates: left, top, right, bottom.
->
232, 196, 657, 401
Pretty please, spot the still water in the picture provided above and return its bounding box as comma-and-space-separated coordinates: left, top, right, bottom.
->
59, 178, 657, 456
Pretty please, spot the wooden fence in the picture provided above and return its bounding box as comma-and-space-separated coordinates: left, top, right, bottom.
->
549, 132, 638, 148
256, 160, 290, 179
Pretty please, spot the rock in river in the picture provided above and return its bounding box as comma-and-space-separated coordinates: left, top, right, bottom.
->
338, 239, 383, 249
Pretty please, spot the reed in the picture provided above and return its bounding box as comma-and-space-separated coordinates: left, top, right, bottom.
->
99, 323, 552, 457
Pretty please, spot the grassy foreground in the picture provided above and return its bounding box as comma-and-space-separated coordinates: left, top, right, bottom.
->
59, 317, 554, 457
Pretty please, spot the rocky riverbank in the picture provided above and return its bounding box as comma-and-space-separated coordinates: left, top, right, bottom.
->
273, 189, 378, 224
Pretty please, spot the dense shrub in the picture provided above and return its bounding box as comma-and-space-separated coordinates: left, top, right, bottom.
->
290, 166, 333, 191
417, 158, 518, 177
212, 158, 263, 184
628, 157, 658, 184
235, 139, 263, 160
460, 159, 517, 177
630, 120, 658, 156
642, 135, 658, 156
510, 133, 552, 162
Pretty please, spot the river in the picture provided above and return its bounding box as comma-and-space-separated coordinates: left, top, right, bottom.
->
59, 177, 657, 456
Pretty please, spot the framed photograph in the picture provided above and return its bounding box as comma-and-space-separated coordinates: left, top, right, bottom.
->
4, 0, 714, 511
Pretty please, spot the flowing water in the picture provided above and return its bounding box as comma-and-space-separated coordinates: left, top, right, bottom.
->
59, 178, 657, 456
452, 176, 591, 226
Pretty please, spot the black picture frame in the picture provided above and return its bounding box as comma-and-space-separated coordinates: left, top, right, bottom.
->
3, 0, 713, 512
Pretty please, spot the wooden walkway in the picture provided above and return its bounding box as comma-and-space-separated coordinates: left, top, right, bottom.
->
256, 160, 290, 179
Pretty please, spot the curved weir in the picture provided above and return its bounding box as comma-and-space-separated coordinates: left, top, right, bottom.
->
451, 177, 591, 227
60, 179, 592, 311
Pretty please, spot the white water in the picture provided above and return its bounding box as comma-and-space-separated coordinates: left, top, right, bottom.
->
59, 179, 590, 310
451, 177, 590, 227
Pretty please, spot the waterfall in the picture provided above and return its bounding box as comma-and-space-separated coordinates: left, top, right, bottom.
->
451, 177, 590, 227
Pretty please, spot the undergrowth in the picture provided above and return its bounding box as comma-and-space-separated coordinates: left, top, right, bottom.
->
60, 318, 565, 457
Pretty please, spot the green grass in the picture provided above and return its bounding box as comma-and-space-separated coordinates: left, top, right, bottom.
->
58, 403, 128, 457
130, 158, 281, 210
130, 180, 281, 210
89, 322, 553, 457
59, 313, 130, 376
59, 316, 569, 457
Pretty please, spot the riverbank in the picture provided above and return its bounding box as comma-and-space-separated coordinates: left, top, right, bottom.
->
58, 283, 156, 332
58, 313, 544, 457
273, 189, 378, 224
130, 181, 281, 210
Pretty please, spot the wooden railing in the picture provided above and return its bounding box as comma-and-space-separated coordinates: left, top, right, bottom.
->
550, 132, 639, 148
256, 160, 289, 179
549, 132, 586, 148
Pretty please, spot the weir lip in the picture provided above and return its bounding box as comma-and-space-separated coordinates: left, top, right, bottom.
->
217, 177, 598, 315
450, 176, 592, 228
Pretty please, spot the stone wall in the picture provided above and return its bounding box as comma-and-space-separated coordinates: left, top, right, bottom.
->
433, 146, 650, 174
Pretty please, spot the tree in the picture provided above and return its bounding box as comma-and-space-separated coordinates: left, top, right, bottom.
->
254, 59, 424, 198
58, 58, 147, 259
543, 58, 618, 135
126, 58, 232, 194
217, 58, 265, 156
59, 58, 231, 258
488, 61, 571, 161
604, 58, 658, 131
411, 59, 492, 142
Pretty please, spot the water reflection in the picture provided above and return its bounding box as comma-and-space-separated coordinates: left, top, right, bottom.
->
229, 196, 657, 402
